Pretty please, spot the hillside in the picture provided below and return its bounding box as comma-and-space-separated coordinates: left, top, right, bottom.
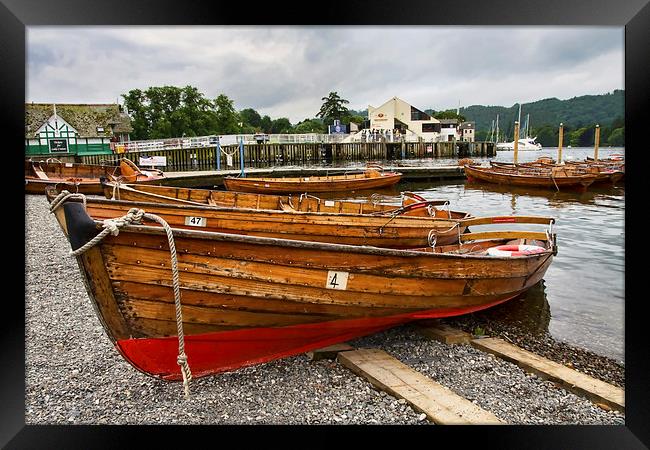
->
454, 90, 624, 136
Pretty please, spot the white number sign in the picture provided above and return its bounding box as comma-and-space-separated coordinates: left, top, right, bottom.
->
184, 216, 206, 227
326, 271, 349, 290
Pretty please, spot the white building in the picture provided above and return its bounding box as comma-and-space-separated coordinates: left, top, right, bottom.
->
367, 96, 441, 142
459, 122, 475, 142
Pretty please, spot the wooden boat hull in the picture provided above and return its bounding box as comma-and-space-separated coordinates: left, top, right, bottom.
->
57, 194, 468, 248
223, 170, 402, 193
102, 182, 466, 219
464, 164, 597, 191
25, 158, 165, 195
50, 200, 554, 379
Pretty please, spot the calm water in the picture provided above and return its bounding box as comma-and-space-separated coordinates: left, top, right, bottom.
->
292, 147, 625, 362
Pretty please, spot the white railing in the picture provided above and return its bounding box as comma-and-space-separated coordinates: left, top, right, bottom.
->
113, 133, 352, 153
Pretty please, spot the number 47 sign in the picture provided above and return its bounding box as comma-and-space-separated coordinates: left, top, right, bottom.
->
326, 271, 349, 290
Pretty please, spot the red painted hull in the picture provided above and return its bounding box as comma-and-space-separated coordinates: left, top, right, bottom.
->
116, 296, 516, 380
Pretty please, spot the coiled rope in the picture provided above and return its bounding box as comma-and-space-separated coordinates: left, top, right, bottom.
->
50, 190, 193, 398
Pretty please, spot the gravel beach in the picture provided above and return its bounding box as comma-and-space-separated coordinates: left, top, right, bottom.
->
25, 194, 625, 425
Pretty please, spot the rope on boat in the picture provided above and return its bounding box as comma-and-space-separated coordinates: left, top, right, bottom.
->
49, 190, 87, 213
50, 191, 193, 398
427, 222, 460, 248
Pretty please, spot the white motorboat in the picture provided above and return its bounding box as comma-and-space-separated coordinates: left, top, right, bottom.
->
496, 137, 543, 151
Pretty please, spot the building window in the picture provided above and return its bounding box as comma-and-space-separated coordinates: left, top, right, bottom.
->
422, 123, 441, 133
411, 106, 431, 121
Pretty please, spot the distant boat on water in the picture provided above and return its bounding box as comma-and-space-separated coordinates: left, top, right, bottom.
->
495, 107, 542, 151
496, 137, 543, 151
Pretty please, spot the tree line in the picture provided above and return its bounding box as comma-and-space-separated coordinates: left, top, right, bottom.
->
122, 86, 364, 141
122, 85, 624, 147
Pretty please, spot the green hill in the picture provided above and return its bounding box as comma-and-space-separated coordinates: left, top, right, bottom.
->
451, 90, 624, 145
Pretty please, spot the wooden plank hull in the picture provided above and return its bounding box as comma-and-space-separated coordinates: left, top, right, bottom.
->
25, 158, 165, 195
223, 170, 402, 193
102, 182, 467, 219
50, 201, 555, 380
67, 196, 470, 247
464, 164, 597, 191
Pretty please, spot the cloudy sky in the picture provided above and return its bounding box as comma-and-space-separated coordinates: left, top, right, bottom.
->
27, 26, 623, 123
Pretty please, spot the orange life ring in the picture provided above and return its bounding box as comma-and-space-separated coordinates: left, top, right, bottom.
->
486, 244, 546, 257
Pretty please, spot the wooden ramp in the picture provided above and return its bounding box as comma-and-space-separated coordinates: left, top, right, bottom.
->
471, 337, 625, 413
338, 348, 504, 425
416, 320, 472, 344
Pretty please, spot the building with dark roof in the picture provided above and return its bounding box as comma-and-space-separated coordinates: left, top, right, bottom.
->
25, 103, 132, 157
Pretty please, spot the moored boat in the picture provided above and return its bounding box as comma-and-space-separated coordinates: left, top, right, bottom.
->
47, 193, 557, 381
490, 160, 623, 185
101, 181, 463, 218
223, 166, 402, 194
464, 163, 598, 191
51, 186, 471, 248
25, 157, 165, 195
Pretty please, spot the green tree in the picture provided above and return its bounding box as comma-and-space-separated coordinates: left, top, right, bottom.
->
607, 128, 624, 146
122, 89, 149, 140
292, 118, 326, 134
317, 92, 350, 123
240, 108, 262, 129
213, 94, 241, 134
270, 117, 292, 134
433, 111, 466, 122
260, 115, 273, 134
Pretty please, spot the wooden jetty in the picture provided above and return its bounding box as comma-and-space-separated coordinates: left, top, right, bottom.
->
61, 141, 495, 172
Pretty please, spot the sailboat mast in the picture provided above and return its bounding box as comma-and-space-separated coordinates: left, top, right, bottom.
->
495, 114, 499, 144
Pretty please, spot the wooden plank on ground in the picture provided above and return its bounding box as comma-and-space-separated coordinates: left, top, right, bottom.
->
416, 321, 472, 344
306, 343, 355, 361
470, 337, 624, 413
338, 348, 504, 425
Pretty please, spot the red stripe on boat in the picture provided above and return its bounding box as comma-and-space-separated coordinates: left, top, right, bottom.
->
492, 217, 516, 223
116, 296, 517, 380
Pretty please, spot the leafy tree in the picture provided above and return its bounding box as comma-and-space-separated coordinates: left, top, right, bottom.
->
240, 108, 262, 129
122, 89, 149, 140
433, 111, 466, 122
293, 118, 326, 134
270, 117, 292, 134
607, 128, 624, 146
260, 115, 273, 134
317, 92, 350, 123
213, 94, 241, 134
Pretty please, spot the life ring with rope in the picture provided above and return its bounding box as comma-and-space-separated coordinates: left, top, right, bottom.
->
486, 244, 547, 257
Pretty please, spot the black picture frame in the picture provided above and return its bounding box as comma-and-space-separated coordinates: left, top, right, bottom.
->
5, 0, 648, 447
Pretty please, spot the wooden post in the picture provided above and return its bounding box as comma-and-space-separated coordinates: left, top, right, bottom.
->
558, 123, 564, 164
594, 124, 600, 161
513, 121, 520, 164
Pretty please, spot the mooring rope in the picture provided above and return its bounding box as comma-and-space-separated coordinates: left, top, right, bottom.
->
50, 191, 193, 398
49, 190, 87, 213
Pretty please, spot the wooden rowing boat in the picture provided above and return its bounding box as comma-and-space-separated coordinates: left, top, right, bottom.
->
223, 166, 402, 194
47, 193, 556, 380
490, 161, 624, 185
54, 185, 471, 248
102, 180, 467, 218
25, 158, 165, 195
464, 163, 598, 191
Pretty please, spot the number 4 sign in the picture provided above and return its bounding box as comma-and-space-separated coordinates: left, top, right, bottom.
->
325, 271, 349, 290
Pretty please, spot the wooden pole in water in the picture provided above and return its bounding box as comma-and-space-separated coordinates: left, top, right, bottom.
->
594, 124, 600, 161
558, 123, 564, 163
513, 121, 520, 164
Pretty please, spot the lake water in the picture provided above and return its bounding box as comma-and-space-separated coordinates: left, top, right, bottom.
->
296, 147, 625, 362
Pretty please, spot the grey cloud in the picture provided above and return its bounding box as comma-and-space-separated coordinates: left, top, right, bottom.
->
27, 26, 623, 123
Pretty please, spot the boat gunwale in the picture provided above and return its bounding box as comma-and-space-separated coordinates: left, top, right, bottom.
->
464, 164, 598, 183
84, 218, 553, 261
